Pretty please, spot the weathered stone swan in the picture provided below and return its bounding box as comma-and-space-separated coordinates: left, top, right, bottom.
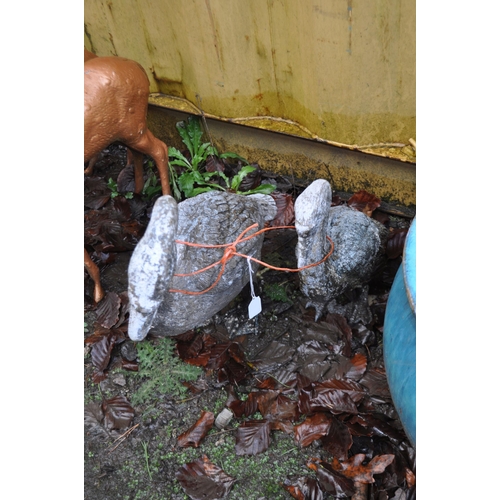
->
295, 179, 388, 321
128, 190, 277, 341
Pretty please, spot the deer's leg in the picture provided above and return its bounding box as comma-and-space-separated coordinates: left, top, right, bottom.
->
126, 147, 134, 167
84, 248, 105, 303
127, 148, 145, 194
84, 155, 98, 175
151, 139, 170, 197
127, 130, 170, 196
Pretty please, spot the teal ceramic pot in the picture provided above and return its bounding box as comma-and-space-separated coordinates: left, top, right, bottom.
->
383, 217, 416, 448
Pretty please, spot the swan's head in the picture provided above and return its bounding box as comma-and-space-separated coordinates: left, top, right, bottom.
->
295, 179, 332, 239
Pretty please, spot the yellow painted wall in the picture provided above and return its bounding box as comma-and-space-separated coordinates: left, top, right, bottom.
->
84, 0, 415, 153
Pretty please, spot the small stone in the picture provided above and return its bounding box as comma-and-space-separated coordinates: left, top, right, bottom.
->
215, 408, 234, 429
112, 373, 127, 387
120, 340, 138, 361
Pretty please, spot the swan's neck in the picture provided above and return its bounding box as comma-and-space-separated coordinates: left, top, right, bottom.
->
296, 215, 335, 299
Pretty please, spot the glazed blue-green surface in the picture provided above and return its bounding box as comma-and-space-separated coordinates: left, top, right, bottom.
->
403, 218, 416, 313
383, 218, 416, 448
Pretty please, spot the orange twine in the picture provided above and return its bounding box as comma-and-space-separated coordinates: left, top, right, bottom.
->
169, 224, 334, 295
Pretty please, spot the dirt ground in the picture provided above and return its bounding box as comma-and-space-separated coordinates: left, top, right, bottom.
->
84, 143, 416, 500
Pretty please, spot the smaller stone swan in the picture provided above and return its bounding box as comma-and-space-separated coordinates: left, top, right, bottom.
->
295, 179, 388, 321
128, 190, 277, 341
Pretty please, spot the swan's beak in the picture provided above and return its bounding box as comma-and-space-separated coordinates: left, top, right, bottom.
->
128, 305, 158, 341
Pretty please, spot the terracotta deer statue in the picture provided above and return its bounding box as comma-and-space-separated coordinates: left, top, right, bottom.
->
84, 48, 171, 302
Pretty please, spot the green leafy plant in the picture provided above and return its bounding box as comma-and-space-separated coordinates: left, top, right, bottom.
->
107, 177, 134, 199
168, 115, 275, 199
141, 160, 163, 200
131, 337, 202, 406
226, 165, 270, 194
175, 115, 220, 168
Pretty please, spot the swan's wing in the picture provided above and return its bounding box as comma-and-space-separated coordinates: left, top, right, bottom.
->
152, 191, 277, 336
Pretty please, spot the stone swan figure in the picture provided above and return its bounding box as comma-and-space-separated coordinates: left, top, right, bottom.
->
295, 179, 388, 322
127, 190, 277, 341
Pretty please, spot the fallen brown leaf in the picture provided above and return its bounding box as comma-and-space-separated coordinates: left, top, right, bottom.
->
307, 458, 355, 498
331, 453, 395, 483
177, 410, 215, 448
95, 292, 122, 329
282, 476, 324, 500
337, 353, 367, 380
321, 416, 353, 460
314, 378, 367, 404
175, 454, 236, 500
269, 192, 295, 226
102, 395, 134, 430
347, 190, 381, 217
235, 419, 271, 455
386, 228, 409, 259
294, 412, 332, 447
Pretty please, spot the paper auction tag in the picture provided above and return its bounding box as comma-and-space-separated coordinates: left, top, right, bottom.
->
248, 295, 262, 319
247, 257, 262, 319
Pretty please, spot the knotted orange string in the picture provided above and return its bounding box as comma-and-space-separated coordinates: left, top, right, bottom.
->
169, 224, 334, 295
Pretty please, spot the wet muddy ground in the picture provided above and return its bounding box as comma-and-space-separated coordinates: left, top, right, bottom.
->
84, 143, 415, 499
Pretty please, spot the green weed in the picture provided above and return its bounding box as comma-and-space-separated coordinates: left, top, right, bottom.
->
131, 337, 202, 406
263, 282, 291, 303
